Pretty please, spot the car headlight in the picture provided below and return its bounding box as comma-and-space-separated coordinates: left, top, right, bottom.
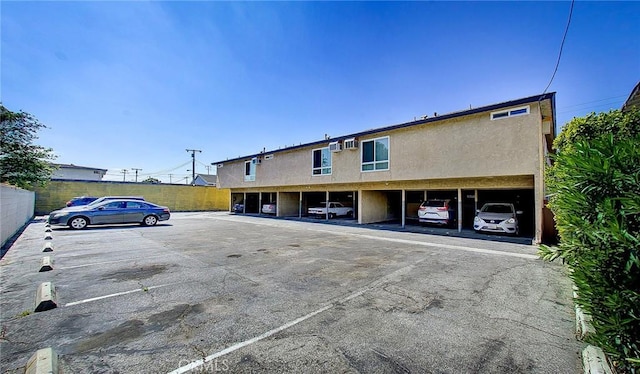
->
53, 212, 69, 219
506, 218, 515, 224
474, 216, 481, 223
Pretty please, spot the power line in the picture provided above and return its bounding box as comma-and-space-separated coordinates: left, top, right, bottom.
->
543, 0, 575, 94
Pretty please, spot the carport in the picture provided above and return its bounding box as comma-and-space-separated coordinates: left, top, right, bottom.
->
302, 190, 358, 220
367, 187, 534, 238
360, 190, 402, 224
477, 189, 535, 237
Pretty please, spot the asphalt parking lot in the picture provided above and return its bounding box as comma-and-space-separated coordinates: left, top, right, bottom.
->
0, 212, 581, 373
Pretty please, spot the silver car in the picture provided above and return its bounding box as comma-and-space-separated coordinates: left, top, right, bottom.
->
473, 203, 522, 235
48, 199, 170, 229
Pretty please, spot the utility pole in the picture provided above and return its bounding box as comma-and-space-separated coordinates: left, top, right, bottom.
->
121, 169, 129, 182
168, 174, 173, 184
131, 168, 142, 182
205, 165, 212, 174
186, 149, 202, 185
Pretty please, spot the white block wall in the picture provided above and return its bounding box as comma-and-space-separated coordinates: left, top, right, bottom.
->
1, 184, 35, 248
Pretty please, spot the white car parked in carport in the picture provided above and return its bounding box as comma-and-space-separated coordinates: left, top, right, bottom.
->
308, 202, 354, 218
473, 203, 523, 235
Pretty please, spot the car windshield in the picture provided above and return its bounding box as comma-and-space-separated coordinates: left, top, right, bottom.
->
482, 204, 513, 213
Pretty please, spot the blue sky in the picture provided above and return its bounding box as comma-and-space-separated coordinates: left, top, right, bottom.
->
2, 1, 638, 183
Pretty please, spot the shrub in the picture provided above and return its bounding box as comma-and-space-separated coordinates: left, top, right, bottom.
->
540, 126, 640, 372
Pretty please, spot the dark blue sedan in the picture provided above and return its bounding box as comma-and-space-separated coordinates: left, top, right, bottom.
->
48, 199, 170, 229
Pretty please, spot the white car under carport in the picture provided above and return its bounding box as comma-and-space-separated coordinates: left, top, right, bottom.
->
473, 203, 522, 235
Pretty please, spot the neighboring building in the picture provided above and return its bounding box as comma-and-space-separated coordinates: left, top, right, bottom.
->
51, 164, 107, 181
192, 174, 217, 186
214, 93, 556, 244
622, 81, 640, 112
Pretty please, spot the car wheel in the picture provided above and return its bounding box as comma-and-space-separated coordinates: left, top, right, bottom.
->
143, 215, 158, 226
69, 216, 88, 230
347, 211, 353, 218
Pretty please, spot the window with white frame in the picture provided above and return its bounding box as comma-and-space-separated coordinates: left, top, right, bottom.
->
491, 105, 530, 120
312, 147, 332, 175
244, 160, 255, 181
361, 136, 389, 171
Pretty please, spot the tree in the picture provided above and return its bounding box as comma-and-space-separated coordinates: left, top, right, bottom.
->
0, 104, 57, 189
540, 107, 640, 373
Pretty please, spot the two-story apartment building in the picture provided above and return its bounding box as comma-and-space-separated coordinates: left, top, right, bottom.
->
214, 93, 556, 244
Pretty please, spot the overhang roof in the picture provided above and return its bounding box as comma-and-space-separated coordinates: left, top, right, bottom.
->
622, 81, 640, 112
212, 92, 556, 165
53, 163, 108, 172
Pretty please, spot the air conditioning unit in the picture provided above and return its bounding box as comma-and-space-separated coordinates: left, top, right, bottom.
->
251, 157, 261, 165
344, 138, 358, 150
329, 141, 342, 152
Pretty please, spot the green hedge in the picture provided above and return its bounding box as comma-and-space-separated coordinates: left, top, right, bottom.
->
540, 109, 640, 373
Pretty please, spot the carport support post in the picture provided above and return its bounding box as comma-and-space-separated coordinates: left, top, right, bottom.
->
457, 189, 463, 232
243, 193, 246, 213
259, 192, 263, 215
298, 192, 302, 218
401, 190, 406, 228
325, 191, 330, 220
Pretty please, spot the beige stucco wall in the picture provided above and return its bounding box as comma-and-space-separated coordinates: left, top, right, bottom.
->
278, 192, 300, 217
217, 103, 542, 189
360, 190, 391, 224
34, 180, 230, 215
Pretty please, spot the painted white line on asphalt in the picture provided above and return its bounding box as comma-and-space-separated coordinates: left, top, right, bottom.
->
168, 258, 422, 374
211, 215, 538, 260
344, 232, 538, 260
58, 254, 176, 270
64, 284, 172, 307
168, 304, 334, 374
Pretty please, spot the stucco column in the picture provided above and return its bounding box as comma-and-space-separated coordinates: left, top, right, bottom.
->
259, 192, 263, 215
457, 189, 463, 232
299, 192, 302, 218
401, 190, 406, 228
243, 193, 246, 213
325, 191, 330, 220
534, 175, 543, 244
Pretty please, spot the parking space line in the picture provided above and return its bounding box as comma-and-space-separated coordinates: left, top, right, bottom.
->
64, 284, 173, 307
58, 254, 176, 270
168, 258, 422, 374
211, 215, 538, 260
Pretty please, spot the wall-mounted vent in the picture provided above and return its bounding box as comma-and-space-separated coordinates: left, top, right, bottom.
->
264, 154, 274, 160
344, 138, 358, 150
329, 141, 342, 152
216, 163, 223, 168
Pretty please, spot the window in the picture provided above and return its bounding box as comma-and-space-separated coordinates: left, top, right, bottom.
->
361, 137, 389, 171
244, 160, 255, 182
491, 105, 530, 120
312, 147, 332, 175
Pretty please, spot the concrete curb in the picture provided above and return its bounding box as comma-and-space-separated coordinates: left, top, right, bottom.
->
34, 282, 57, 312
582, 345, 613, 374
574, 288, 614, 374
39, 256, 53, 272
25, 347, 58, 374
42, 242, 54, 252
